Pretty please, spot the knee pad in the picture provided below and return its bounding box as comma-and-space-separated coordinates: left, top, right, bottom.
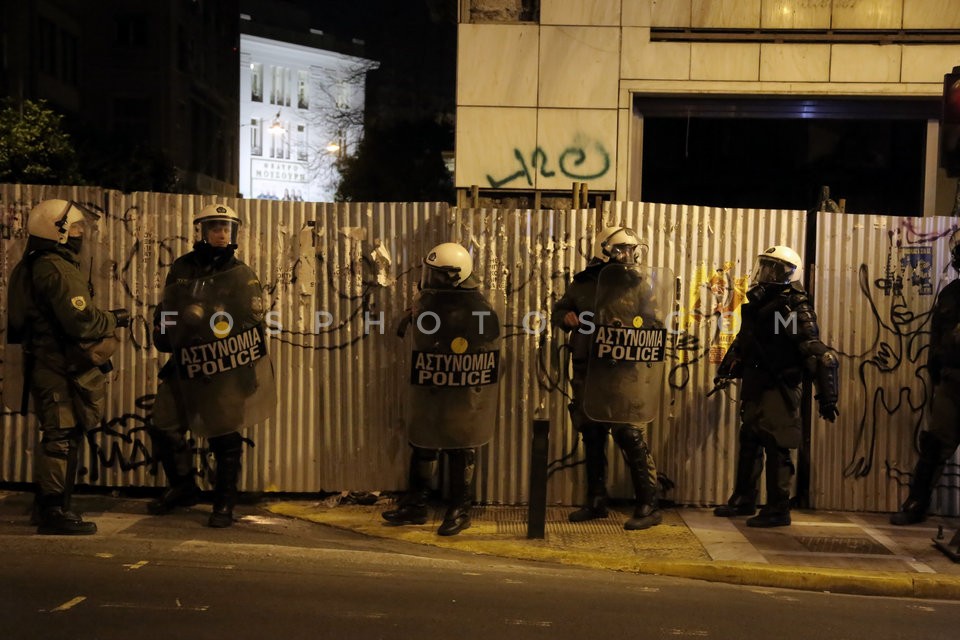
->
612, 425, 649, 463
208, 432, 244, 456
770, 447, 795, 475
919, 430, 950, 464
40, 427, 82, 459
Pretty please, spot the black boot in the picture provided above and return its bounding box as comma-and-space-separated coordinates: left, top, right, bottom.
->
746, 508, 792, 528
383, 447, 435, 525
148, 482, 202, 516
625, 504, 663, 531
616, 426, 663, 531
714, 431, 763, 517
569, 428, 609, 523
147, 431, 200, 515
36, 494, 96, 536
37, 432, 97, 535
569, 495, 609, 522
713, 495, 758, 517
891, 432, 943, 525
382, 498, 429, 525
437, 449, 475, 536
208, 433, 242, 528
746, 446, 793, 528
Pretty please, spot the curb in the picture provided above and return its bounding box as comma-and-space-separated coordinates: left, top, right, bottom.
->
631, 561, 960, 600
265, 501, 960, 601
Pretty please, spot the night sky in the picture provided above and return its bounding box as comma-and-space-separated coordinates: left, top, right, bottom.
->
301, 1, 457, 127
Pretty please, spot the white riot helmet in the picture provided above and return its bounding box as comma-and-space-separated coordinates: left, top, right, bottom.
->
27, 199, 97, 245
751, 245, 803, 290
592, 227, 617, 262
598, 227, 641, 264
421, 242, 473, 289
194, 203, 241, 247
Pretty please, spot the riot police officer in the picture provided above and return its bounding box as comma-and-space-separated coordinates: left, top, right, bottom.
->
714, 245, 839, 527
148, 204, 274, 528
382, 242, 501, 536
6, 199, 130, 535
891, 232, 960, 525
552, 227, 664, 531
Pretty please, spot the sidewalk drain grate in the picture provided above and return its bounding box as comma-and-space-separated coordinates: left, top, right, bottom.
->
489, 507, 628, 536
795, 536, 891, 555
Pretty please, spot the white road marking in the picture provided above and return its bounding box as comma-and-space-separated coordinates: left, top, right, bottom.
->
239, 515, 286, 526
100, 602, 209, 611
666, 629, 709, 637
505, 619, 552, 627
907, 605, 936, 612
49, 596, 86, 612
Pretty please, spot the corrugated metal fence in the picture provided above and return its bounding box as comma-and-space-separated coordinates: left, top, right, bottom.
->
0, 185, 957, 515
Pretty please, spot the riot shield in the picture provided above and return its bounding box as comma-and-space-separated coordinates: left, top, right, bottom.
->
582, 263, 674, 423
3, 257, 33, 414
156, 265, 276, 437
1, 340, 31, 414
407, 288, 502, 449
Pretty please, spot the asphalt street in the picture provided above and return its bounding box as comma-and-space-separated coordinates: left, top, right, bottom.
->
1, 493, 958, 639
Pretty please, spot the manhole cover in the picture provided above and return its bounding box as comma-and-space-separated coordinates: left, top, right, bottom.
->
795, 536, 891, 555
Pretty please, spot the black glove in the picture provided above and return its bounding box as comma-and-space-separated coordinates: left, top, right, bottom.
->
111, 309, 131, 328
817, 396, 839, 423
707, 376, 732, 398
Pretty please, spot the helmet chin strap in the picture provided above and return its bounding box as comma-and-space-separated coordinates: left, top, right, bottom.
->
65, 236, 83, 254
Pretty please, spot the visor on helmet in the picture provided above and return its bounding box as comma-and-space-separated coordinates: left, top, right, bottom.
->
751, 256, 796, 287
199, 219, 240, 247
606, 243, 638, 264
419, 262, 462, 289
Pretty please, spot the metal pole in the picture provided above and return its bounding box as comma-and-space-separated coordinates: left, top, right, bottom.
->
527, 419, 550, 539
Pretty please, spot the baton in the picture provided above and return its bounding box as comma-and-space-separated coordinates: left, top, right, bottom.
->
706, 379, 731, 398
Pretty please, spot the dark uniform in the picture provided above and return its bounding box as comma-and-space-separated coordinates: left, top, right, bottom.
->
891, 278, 960, 524
8, 233, 126, 535
383, 242, 500, 536
552, 261, 662, 530
149, 238, 266, 528
715, 279, 839, 527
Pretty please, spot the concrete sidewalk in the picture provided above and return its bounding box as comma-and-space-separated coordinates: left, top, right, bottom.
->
265, 499, 960, 600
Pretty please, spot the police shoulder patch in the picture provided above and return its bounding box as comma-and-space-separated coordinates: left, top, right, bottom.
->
71, 296, 87, 311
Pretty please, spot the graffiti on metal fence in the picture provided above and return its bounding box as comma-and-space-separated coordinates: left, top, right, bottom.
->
841, 223, 960, 493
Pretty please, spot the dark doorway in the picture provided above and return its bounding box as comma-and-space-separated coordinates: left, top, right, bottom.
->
638, 97, 935, 215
